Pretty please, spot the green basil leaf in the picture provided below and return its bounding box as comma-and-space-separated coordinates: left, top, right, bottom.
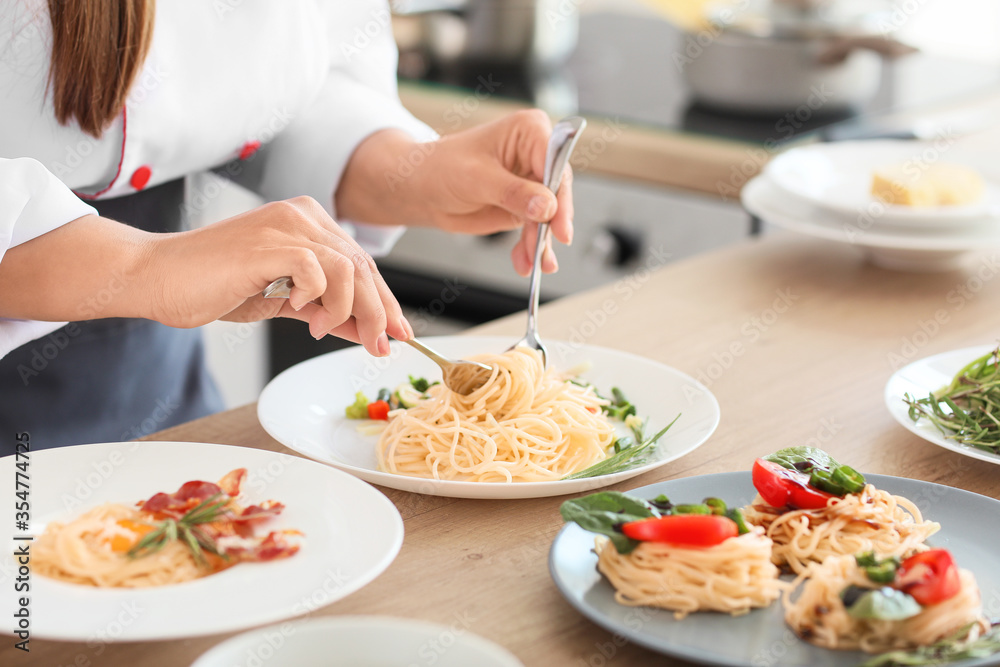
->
843, 587, 922, 621
559, 492, 657, 554
765, 446, 839, 472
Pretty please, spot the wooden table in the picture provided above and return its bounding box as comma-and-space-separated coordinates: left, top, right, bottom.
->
13, 233, 1000, 666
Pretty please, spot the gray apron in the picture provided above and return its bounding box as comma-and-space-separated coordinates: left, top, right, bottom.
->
0, 179, 224, 455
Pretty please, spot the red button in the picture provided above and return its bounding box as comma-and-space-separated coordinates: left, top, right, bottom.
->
130, 165, 152, 190
239, 140, 261, 160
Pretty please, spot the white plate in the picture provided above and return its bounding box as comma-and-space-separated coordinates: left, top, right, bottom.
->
765, 141, 1000, 227
885, 344, 1000, 466
257, 336, 720, 499
191, 616, 524, 667
550, 472, 1000, 667
0, 441, 403, 641
743, 175, 1000, 272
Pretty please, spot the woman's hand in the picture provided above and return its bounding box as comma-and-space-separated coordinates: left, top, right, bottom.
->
336, 110, 574, 277
147, 196, 409, 355
0, 197, 409, 356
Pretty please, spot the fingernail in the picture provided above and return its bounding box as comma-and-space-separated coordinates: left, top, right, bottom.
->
527, 195, 552, 221
290, 296, 306, 311
566, 223, 574, 245
376, 332, 390, 356
400, 317, 414, 341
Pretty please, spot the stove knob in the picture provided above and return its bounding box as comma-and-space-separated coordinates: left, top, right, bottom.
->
589, 225, 644, 268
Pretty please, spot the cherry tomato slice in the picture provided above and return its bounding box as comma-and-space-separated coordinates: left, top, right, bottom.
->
897, 549, 961, 606
367, 400, 390, 420
751, 459, 835, 510
621, 514, 739, 547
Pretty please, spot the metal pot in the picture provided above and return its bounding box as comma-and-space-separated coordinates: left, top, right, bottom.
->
397, 0, 579, 68
682, 30, 883, 114
680, 1, 910, 114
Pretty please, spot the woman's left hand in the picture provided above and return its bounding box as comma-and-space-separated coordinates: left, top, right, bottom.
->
336, 110, 575, 277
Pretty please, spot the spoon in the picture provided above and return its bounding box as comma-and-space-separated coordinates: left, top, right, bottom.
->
261, 277, 493, 395
507, 116, 587, 368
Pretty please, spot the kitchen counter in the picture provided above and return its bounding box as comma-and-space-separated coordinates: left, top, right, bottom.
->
14, 232, 1000, 667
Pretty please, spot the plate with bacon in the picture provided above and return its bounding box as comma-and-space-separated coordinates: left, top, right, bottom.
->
0, 441, 403, 641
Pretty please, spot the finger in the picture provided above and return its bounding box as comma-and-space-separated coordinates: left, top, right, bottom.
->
486, 169, 558, 223
550, 167, 574, 246
511, 233, 531, 277
285, 196, 409, 342
439, 207, 526, 236
542, 235, 558, 274
512, 222, 559, 276
303, 247, 355, 339
345, 250, 390, 356
252, 247, 327, 311
266, 301, 364, 345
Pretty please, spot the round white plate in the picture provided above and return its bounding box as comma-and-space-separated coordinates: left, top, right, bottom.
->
0, 441, 403, 641
765, 140, 1000, 227
550, 472, 1000, 667
257, 336, 720, 499
743, 175, 1000, 271
192, 616, 524, 667
885, 344, 1000, 466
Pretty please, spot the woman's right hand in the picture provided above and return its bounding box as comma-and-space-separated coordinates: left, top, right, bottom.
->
145, 196, 410, 356
0, 196, 409, 357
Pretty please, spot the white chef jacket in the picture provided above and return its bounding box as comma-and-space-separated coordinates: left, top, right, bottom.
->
0, 0, 436, 358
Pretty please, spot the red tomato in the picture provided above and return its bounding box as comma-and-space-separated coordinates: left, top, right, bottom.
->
897, 549, 961, 606
367, 400, 390, 420
751, 459, 835, 510
621, 514, 739, 547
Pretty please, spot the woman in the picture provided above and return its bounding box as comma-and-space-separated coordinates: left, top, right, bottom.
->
0, 0, 575, 452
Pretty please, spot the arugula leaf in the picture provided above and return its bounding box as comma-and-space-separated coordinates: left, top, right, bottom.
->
559, 492, 658, 554
842, 586, 922, 621
859, 623, 1000, 667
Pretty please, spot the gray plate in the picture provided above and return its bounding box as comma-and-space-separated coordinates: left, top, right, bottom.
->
549, 472, 1000, 667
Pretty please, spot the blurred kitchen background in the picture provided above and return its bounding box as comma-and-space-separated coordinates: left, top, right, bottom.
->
197, 0, 1000, 408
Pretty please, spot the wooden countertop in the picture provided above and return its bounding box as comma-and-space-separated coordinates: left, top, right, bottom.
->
13, 233, 1000, 666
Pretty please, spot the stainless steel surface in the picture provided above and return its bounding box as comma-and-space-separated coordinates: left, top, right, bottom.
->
262, 277, 491, 395
507, 116, 586, 368
404, 338, 493, 395
262, 276, 293, 299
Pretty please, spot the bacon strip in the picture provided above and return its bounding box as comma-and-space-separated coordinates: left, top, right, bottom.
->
231, 501, 285, 523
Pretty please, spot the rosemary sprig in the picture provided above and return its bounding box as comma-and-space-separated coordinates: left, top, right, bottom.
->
562, 414, 681, 480
904, 345, 1000, 454
127, 493, 231, 566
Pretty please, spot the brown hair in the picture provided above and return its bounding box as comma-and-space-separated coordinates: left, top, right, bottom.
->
46, 0, 156, 138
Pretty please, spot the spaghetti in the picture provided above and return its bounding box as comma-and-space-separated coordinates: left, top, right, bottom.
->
743, 484, 939, 574
595, 528, 787, 620
34, 469, 300, 588
783, 554, 988, 652
376, 347, 617, 482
